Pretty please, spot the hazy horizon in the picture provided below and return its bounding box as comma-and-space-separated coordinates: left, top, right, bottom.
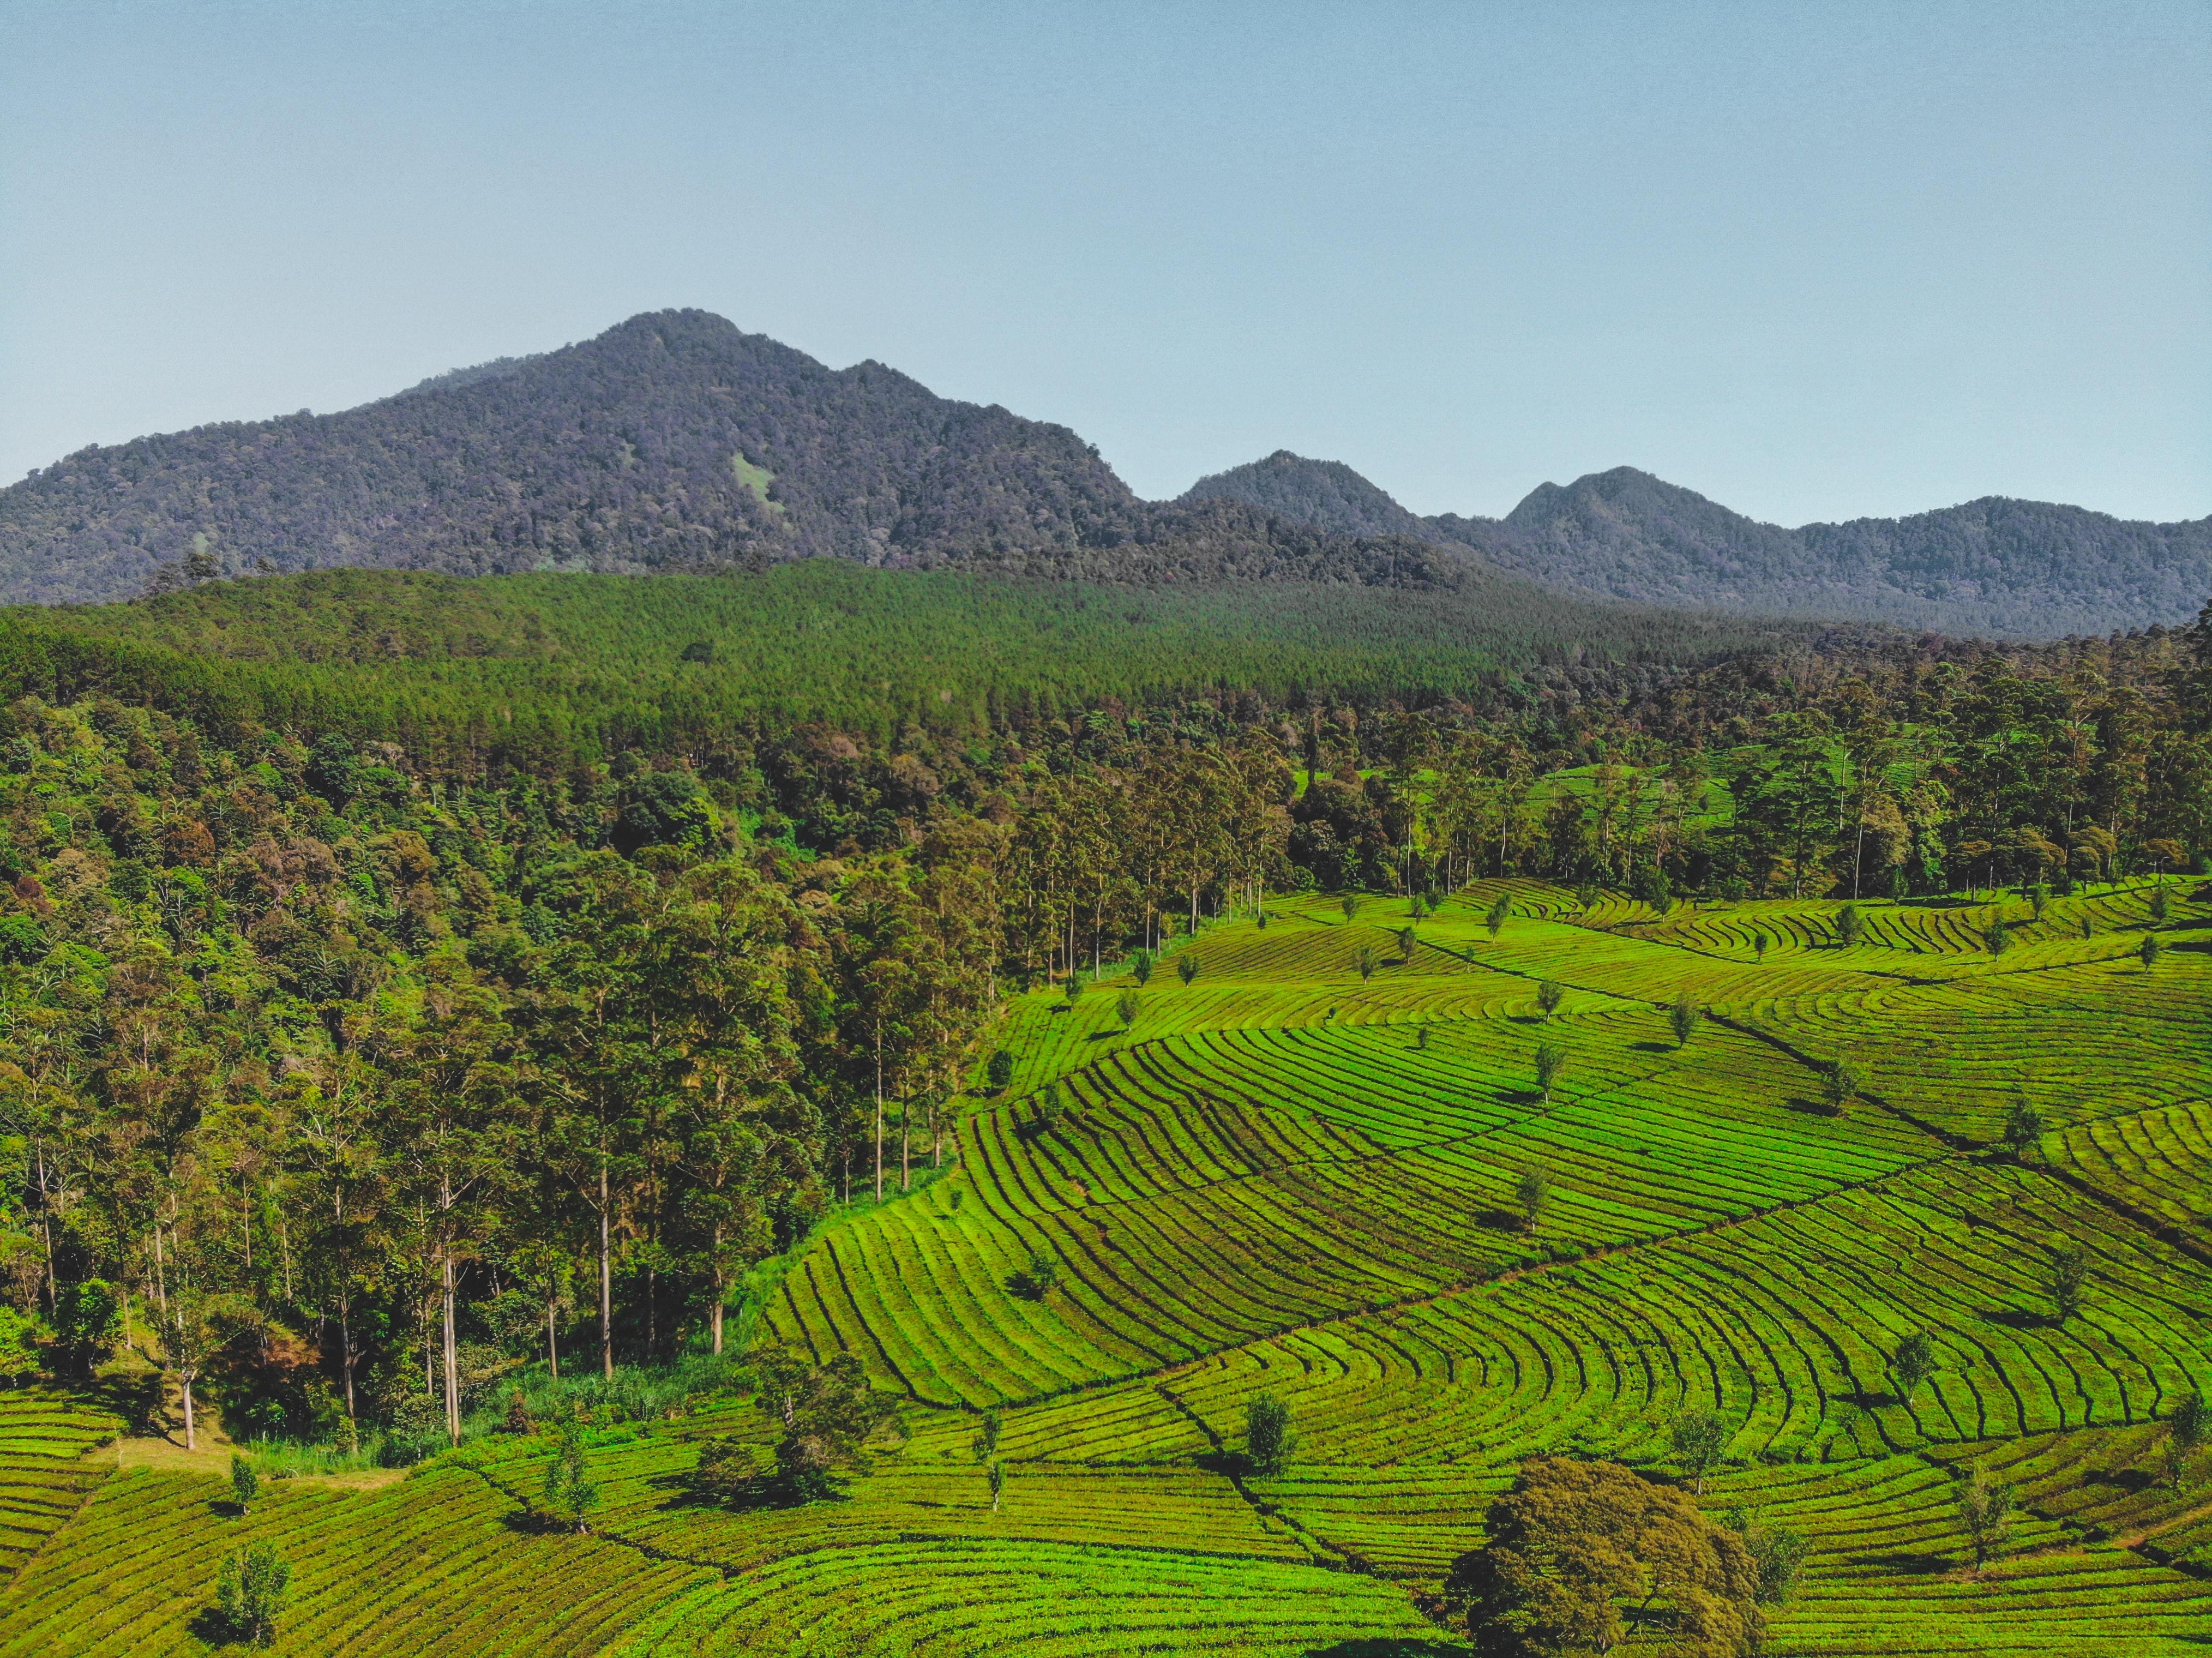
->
3, 1, 2207, 525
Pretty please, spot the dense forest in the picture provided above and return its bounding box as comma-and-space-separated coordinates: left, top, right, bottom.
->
2, 563, 2208, 1475
1185, 452, 2212, 636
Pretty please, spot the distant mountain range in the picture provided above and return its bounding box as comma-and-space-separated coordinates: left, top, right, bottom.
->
3, 308, 2203, 637
1183, 453, 2212, 639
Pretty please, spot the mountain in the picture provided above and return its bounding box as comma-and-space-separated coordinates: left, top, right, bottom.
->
7, 310, 2203, 635
1184, 454, 2212, 638
1, 311, 1465, 605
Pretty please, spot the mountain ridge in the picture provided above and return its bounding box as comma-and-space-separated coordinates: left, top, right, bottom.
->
1186, 452, 2211, 637
3, 309, 2203, 636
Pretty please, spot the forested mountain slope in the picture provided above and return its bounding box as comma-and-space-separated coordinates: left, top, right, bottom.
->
1185, 452, 2212, 637
2, 312, 1460, 605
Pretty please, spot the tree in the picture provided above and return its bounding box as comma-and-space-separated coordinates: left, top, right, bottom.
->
1396, 925, 1417, 960
1341, 894, 1360, 921
749, 1344, 892, 1502
1983, 918, 2011, 956
1062, 971, 1086, 1008
2001, 1097, 2047, 1162
1835, 904, 1863, 947
214, 1542, 292, 1645
1177, 952, 1199, 986
1891, 1331, 1937, 1403
1131, 948, 1155, 987
1114, 990, 1139, 1030
1819, 1060, 1859, 1116
1722, 1506, 1810, 1605
1534, 1042, 1566, 1105
2163, 1391, 2208, 1489
1245, 1391, 1295, 1477
1487, 895, 1511, 939
1443, 1455, 1761, 1658
987, 1458, 1006, 1512
1669, 999, 1700, 1048
2141, 933, 2164, 969
2048, 1242, 2089, 1324
986, 1050, 1014, 1092
1753, 932, 1769, 963
542, 1415, 599, 1532
1953, 1464, 2015, 1575
1353, 943, 1381, 983
1670, 1405, 1729, 1495
230, 1453, 259, 1515
1536, 980, 1564, 1019
1513, 1169, 1550, 1234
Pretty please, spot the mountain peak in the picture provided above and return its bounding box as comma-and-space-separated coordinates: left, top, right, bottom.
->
1177, 451, 1426, 541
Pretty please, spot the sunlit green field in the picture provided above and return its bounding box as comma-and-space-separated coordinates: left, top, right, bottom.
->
9, 878, 2210, 1655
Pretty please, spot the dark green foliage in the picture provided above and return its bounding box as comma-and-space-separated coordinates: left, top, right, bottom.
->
1244, 1392, 1295, 1478
2002, 1097, 2047, 1162
1177, 952, 1199, 986
749, 1345, 892, 1504
214, 1542, 291, 1645
1953, 1464, 2016, 1573
1819, 1060, 1860, 1115
2049, 1242, 2090, 1324
542, 1416, 599, 1531
1008, 1246, 1060, 1301
1353, 943, 1381, 982
1444, 1455, 1762, 1658
1513, 1169, 1550, 1234
2166, 1392, 2209, 1489
229, 1454, 259, 1514
985, 1050, 1014, 1092
1982, 917, 2011, 956
1834, 902, 1862, 946
1535, 980, 1564, 1019
1669, 998, 1700, 1047
1114, 990, 1139, 1029
1131, 948, 1155, 986
1534, 1042, 1566, 1104
2141, 933, 2165, 968
1892, 1332, 1938, 1402
1723, 1506, 1811, 1606
1669, 1405, 1729, 1494
1486, 894, 1511, 938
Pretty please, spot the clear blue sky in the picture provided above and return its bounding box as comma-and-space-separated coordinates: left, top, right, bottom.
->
3, 1, 2206, 524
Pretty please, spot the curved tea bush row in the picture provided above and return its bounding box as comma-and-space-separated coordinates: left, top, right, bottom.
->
0, 1395, 118, 1582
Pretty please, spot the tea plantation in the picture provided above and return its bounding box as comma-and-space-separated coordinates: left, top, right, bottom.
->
8, 879, 2210, 1654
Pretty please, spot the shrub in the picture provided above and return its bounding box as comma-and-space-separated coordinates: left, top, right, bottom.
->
1669, 998, 1700, 1047
1669, 1405, 1728, 1494
1835, 904, 1862, 946
1534, 1041, 1566, 1104
229, 1453, 259, 1515
1115, 990, 1139, 1029
985, 1049, 1013, 1091
2165, 1392, 2208, 1489
2049, 1242, 2089, 1324
2001, 1097, 2047, 1162
1954, 1464, 2016, 1575
214, 1542, 292, 1645
1245, 1392, 1295, 1477
1892, 1331, 1937, 1402
1177, 952, 1199, 986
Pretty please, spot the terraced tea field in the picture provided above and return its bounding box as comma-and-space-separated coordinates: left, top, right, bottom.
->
11, 879, 2210, 1654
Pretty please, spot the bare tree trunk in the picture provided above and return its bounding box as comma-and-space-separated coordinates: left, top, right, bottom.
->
338, 1293, 356, 1423
710, 1229, 725, 1357
598, 1162, 614, 1381
874, 1027, 885, 1203
546, 1294, 560, 1379
441, 1242, 460, 1444
181, 1368, 197, 1452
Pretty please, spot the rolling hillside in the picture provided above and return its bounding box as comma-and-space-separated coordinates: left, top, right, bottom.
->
10, 875, 2211, 1654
